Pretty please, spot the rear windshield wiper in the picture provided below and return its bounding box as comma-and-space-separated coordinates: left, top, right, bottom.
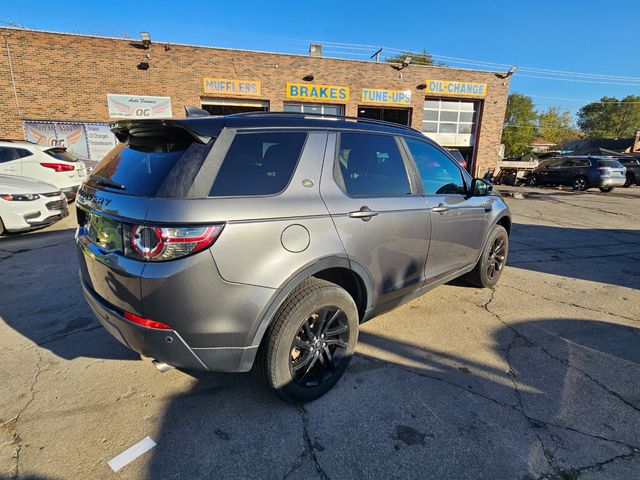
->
89, 175, 126, 190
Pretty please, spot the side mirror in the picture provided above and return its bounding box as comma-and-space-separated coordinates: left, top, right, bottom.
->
471, 178, 493, 196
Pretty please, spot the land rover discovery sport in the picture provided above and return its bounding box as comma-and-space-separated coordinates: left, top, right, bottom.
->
76, 112, 511, 403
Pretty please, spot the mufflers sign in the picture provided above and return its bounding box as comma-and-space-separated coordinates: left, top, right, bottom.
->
203, 78, 261, 96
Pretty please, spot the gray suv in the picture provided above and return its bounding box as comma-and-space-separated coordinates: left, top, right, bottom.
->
76, 113, 511, 403
527, 156, 626, 192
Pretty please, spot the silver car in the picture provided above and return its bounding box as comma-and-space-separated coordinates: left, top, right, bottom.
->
76, 113, 511, 403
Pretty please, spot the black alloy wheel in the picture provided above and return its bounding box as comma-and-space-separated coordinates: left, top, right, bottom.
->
486, 236, 507, 281
289, 307, 350, 387
573, 176, 588, 191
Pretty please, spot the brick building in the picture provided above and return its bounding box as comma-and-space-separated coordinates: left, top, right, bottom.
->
0, 27, 510, 175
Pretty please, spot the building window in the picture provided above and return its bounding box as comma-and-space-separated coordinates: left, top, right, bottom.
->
422, 99, 478, 147
283, 103, 343, 116
201, 98, 268, 115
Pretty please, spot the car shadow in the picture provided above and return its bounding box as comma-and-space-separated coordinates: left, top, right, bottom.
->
144, 318, 640, 479
0, 228, 138, 362
508, 223, 640, 289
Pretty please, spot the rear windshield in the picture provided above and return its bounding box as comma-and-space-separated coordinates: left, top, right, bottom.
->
45, 148, 84, 162
597, 160, 624, 168
88, 129, 211, 197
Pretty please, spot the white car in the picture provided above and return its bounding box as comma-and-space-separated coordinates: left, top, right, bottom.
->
0, 175, 69, 235
0, 141, 88, 201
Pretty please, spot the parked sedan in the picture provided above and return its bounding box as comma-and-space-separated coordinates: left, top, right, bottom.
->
526, 156, 626, 192
0, 175, 69, 235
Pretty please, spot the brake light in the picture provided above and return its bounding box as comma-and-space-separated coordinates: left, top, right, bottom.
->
123, 311, 172, 330
40, 162, 74, 172
124, 224, 224, 261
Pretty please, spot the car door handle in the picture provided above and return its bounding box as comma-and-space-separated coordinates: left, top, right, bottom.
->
431, 204, 449, 214
349, 206, 379, 220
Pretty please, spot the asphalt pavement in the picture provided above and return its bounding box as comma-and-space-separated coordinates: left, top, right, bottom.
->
1, 185, 639, 479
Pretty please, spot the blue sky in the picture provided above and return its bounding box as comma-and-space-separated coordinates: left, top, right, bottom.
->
2, 0, 639, 118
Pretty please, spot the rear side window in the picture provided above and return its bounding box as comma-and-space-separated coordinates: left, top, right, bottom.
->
0, 147, 31, 163
597, 160, 624, 168
209, 131, 306, 197
45, 148, 83, 162
336, 132, 411, 197
90, 129, 211, 197
404, 138, 465, 195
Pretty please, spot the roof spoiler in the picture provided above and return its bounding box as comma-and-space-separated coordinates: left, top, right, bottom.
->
110, 119, 212, 144
184, 106, 211, 118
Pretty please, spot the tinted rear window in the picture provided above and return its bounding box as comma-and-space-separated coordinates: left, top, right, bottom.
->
89, 129, 211, 197
209, 131, 306, 197
597, 160, 624, 168
45, 148, 83, 162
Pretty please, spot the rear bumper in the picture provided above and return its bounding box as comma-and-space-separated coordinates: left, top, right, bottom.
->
81, 280, 259, 372
599, 177, 626, 188
61, 185, 79, 201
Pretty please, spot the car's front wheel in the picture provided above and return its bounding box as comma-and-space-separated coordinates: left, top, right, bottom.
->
526, 174, 538, 187
257, 278, 359, 403
464, 225, 509, 288
599, 187, 614, 193
572, 176, 589, 191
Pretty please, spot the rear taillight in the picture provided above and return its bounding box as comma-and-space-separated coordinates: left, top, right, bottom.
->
124, 224, 223, 261
40, 162, 75, 172
123, 311, 172, 330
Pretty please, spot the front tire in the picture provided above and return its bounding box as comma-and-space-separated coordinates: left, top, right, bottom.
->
573, 176, 589, 191
257, 278, 359, 404
526, 174, 538, 187
0, 217, 4, 236
464, 225, 509, 288
599, 187, 613, 193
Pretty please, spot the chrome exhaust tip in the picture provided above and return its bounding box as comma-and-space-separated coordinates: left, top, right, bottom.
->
152, 360, 174, 373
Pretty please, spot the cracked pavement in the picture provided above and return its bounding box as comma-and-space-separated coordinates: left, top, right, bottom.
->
1, 185, 639, 479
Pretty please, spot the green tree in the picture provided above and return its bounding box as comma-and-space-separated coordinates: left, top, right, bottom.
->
577, 96, 640, 138
538, 107, 580, 145
502, 93, 537, 157
385, 49, 437, 66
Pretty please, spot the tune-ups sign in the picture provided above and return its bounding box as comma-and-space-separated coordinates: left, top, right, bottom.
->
107, 94, 173, 119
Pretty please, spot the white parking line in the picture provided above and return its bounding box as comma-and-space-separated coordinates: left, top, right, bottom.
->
107, 436, 156, 472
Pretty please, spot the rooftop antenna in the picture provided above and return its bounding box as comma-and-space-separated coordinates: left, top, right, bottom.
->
370, 48, 383, 63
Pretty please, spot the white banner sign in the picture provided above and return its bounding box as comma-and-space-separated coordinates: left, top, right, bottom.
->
107, 94, 172, 119
85, 124, 118, 160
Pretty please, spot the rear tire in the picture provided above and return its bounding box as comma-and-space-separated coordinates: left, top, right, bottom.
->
572, 176, 589, 191
0, 217, 4, 236
464, 225, 509, 288
256, 278, 359, 404
599, 187, 613, 193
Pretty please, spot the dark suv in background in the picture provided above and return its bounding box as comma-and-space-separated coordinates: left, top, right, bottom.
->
76, 112, 511, 403
527, 156, 626, 192
619, 157, 640, 187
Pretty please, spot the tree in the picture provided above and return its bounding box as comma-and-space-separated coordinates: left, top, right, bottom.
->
385, 49, 437, 66
538, 107, 580, 145
502, 93, 537, 157
577, 96, 640, 138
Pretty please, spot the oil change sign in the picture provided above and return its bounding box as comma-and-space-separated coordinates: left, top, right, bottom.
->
203, 78, 261, 96
286, 83, 349, 102
361, 88, 411, 105
424, 80, 487, 97
107, 94, 172, 118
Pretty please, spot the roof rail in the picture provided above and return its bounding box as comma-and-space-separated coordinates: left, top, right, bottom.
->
224, 111, 421, 133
